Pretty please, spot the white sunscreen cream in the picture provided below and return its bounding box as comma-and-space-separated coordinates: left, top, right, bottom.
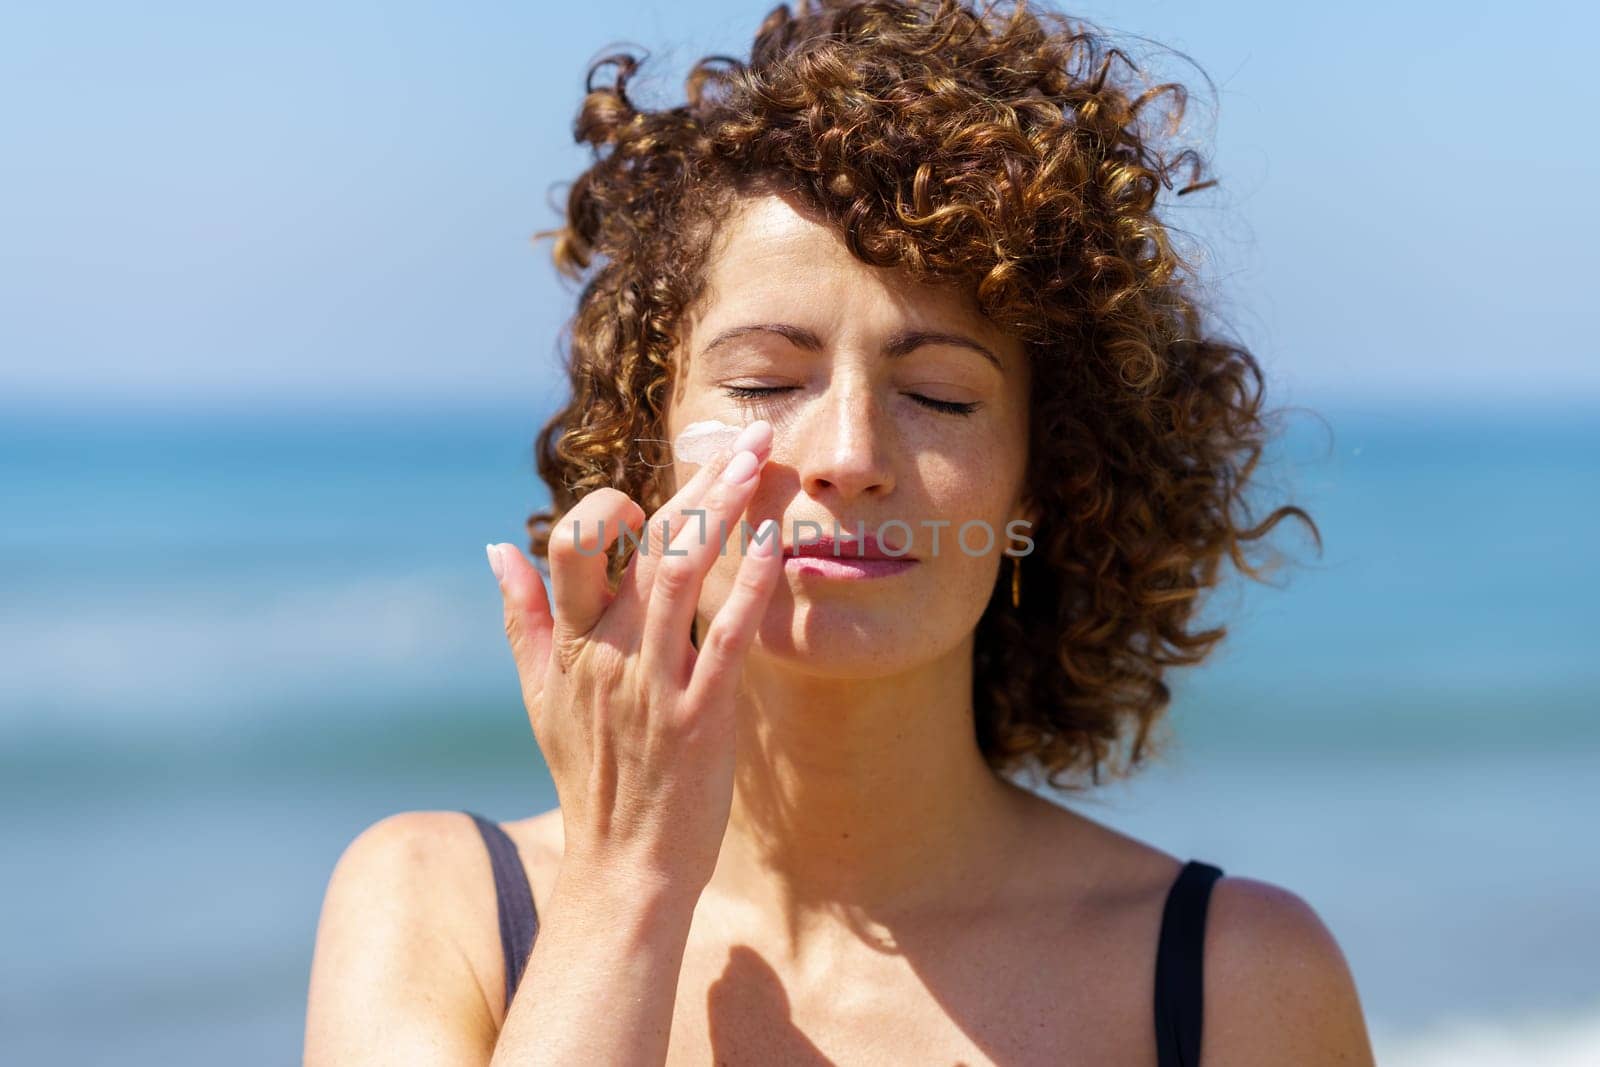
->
672, 419, 746, 465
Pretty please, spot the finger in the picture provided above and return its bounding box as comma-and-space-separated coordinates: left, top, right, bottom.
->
639, 440, 771, 687
546, 488, 646, 638
621, 420, 773, 603
683, 518, 783, 712
491, 542, 555, 703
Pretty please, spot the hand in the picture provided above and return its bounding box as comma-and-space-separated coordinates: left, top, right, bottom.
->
487, 420, 780, 894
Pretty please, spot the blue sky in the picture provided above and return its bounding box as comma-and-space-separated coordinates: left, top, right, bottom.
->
2, 0, 1593, 411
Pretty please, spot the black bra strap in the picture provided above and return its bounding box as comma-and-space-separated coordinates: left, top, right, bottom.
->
1154, 859, 1224, 1067
464, 811, 540, 1011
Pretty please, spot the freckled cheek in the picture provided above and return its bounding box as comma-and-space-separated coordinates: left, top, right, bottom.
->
917, 441, 1015, 516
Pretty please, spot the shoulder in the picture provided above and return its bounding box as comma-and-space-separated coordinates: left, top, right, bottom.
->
318, 810, 502, 929
335, 808, 494, 874
304, 810, 514, 1063
1200, 875, 1376, 1066
1009, 798, 1374, 1063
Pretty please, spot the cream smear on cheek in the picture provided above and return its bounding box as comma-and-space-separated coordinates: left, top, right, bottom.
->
672, 419, 747, 465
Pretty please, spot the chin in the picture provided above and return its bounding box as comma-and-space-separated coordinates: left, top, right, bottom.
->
746, 591, 969, 680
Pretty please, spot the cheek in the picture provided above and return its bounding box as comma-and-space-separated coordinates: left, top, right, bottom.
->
915, 438, 1028, 568
917, 436, 1018, 514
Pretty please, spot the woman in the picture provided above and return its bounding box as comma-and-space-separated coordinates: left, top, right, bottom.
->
306, 1, 1375, 1063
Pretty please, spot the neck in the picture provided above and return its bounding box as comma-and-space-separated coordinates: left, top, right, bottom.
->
705, 632, 1033, 949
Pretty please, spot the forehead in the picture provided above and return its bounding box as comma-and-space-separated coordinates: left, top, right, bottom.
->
703, 194, 842, 283
690, 193, 1019, 356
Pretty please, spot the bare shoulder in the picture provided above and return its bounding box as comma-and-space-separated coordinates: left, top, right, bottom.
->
1201, 875, 1377, 1066
304, 810, 512, 1065
1012, 794, 1374, 1064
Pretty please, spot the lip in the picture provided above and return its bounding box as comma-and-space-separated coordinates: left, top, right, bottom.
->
783, 555, 919, 580
782, 533, 917, 561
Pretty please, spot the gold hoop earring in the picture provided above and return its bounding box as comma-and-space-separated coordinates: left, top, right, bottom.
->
1010, 555, 1022, 609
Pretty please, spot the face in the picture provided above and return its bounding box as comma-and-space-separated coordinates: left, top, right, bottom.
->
665, 191, 1034, 677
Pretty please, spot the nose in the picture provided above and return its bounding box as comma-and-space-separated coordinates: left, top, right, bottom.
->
794, 373, 896, 502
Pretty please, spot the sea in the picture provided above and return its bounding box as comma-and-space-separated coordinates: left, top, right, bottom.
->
2, 399, 1596, 1064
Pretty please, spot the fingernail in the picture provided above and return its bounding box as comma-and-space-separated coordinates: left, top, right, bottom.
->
731, 419, 768, 455
721, 449, 759, 484
485, 543, 505, 582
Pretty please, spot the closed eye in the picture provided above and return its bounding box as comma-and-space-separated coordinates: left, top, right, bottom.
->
721, 385, 978, 416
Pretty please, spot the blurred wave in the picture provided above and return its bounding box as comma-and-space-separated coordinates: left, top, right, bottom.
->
1373, 998, 1600, 1066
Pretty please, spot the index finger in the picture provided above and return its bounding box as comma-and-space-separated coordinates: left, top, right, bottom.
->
618, 420, 772, 598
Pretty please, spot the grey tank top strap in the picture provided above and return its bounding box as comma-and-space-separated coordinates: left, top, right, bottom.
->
1153, 859, 1224, 1067
464, 811, 540, 1011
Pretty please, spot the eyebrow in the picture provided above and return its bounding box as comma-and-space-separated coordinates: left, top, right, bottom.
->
698, 322, 1002, 372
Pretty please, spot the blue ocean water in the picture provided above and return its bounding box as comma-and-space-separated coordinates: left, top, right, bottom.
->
1, 401, 1596, 1063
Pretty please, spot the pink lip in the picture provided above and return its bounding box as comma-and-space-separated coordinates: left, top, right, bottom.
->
783, 533, 916, 561
783, 555, 918, 580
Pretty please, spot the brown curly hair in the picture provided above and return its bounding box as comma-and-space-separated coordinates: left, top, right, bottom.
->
523, 0, 1321, 792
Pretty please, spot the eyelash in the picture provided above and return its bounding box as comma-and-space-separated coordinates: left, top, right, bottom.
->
721, 385, 979, 416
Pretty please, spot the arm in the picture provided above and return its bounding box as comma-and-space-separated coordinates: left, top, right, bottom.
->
487, 855, 700, 1066
307, 420, 777, 1063
476, 423, 780, 1062
1202, 877, 1377, 1066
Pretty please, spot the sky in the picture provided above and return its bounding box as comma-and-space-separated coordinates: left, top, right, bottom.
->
2, 0, 1594, 412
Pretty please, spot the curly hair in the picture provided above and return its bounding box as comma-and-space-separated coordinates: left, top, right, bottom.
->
523, 0, 1321, 792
